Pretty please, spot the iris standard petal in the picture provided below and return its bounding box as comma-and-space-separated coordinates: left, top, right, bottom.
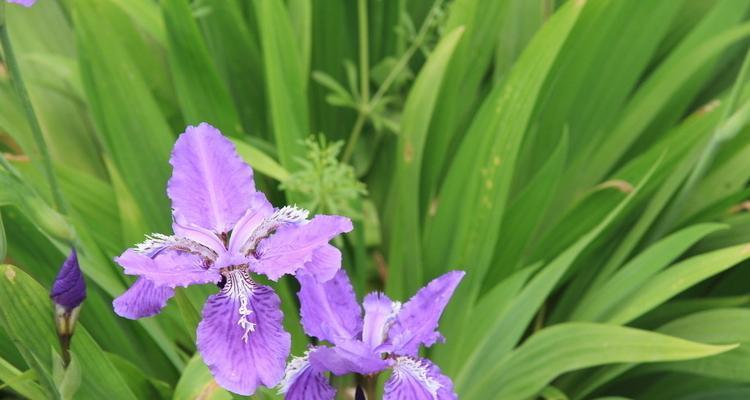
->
279, 354, 336, 400
362, 292, 399, 349
388, 271, 465, 356
383, 357, 457, 400
253, 215, 352, 281
115, 249, 220, 288
167, 123, 256, 234
227, 192, 274, 254
196, 272, 290, 395
297, 269, 362, 344
308, 340, 388, 376
113, 278, 174, 319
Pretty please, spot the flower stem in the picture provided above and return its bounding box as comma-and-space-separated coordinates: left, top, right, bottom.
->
0, 5, 68, 215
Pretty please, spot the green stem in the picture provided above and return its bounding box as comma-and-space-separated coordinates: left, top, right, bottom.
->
342, 0, 442, 163
0, 5, 68, 214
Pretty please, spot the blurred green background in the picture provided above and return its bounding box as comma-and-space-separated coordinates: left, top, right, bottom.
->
3, 0, 750, 399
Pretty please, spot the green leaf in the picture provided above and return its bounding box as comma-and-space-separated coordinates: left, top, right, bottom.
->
162, 0, 242, 136
385, 26, 465, 296
0, 356, 46, 400
0, 264, 138, 399
465, 323, 736, 400
606, 243, 750, 324
173, 355, 232, 400
254, 0, 309, 170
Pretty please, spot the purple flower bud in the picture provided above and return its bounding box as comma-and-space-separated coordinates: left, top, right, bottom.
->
6, 0, 37, 7
50, 249, 86, 310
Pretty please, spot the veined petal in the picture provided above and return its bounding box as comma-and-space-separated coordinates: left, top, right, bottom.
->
197, 271, 290, 395
279, 353, 335, 400
253, 215, 353, 281
50, 249, 86, 310
383, 357, 456, 400
167, 123, 255, 233
113, 278, 174, 319
362, 292, 400, 349
388, 271, 465, 356
227, 192, 274, 254
308, 340, 387, 376
297, 270, 361, 344
115, 249, 220, 288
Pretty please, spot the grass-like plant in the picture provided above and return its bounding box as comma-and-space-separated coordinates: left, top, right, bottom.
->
2, 0, 750, 399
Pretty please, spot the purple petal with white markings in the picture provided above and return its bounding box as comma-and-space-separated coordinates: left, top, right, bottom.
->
113, 278, 174, 319
297, 269, 361, 344
383, 357, 457, 400
167, 123, 255, 233
279, 354, 335, 400
389, 271, 465, 356
197, 272, 290, 395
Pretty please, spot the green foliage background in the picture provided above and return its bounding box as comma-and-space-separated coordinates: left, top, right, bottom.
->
2, 0, 750, 399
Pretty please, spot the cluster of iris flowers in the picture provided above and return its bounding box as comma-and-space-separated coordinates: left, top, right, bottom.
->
50, 122, 464, 399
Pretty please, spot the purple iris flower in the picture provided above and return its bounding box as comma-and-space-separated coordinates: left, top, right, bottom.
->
6, 0, 36, 7
111, 123, 353, 395
51, 249, 86, 310
280, 269, 465, 400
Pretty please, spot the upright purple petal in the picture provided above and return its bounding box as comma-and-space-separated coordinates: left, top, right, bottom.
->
7, 0, 36, 6
167, 123, 255, 233
50, 250, 86, 309
308, 340, 388, 376
279, 354, 336, 400
172, 216, 226, 255
362, 292, 398, 349
383, 357, 457, 400
113, 278, 174, 319
253, 215, 352, 281
227, 192, 274, 254
388, 271, 465, 356
197, 273, 290, 395
115, 249, 220, 288
297, 270, 361, 344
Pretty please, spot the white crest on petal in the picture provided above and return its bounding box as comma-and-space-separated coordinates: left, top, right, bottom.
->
393, 357, 442, 399
134, 233, 217, 261
240, 205, 310, 255
223, 269, 257, 342
277, 352, 311, 394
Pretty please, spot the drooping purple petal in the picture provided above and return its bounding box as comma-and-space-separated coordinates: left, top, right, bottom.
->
308, 340, 388, 376
197, 272, 290, 395
383, 357, 457, 400
115, 249, 220, 288
388, 271, 465, 356
227, 192, 274, 254
113, 278, 174, 319
253, 215, 353, 281
279, 354, 335, 400
362, 292, 398, 349
50, 249, 86, 309
6, 0, 36, 6
297, 270, 361, 344
167, 123, 255, 234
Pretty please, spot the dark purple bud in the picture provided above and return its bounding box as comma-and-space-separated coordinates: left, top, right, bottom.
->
50, 249, 86, 310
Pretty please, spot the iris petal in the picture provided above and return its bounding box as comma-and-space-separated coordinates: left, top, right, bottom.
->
279, 353, 336, 400
196, 272, 290, 395
383, 357, 457, 400
297, 269, 362, 344
113, 278, 174, 319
